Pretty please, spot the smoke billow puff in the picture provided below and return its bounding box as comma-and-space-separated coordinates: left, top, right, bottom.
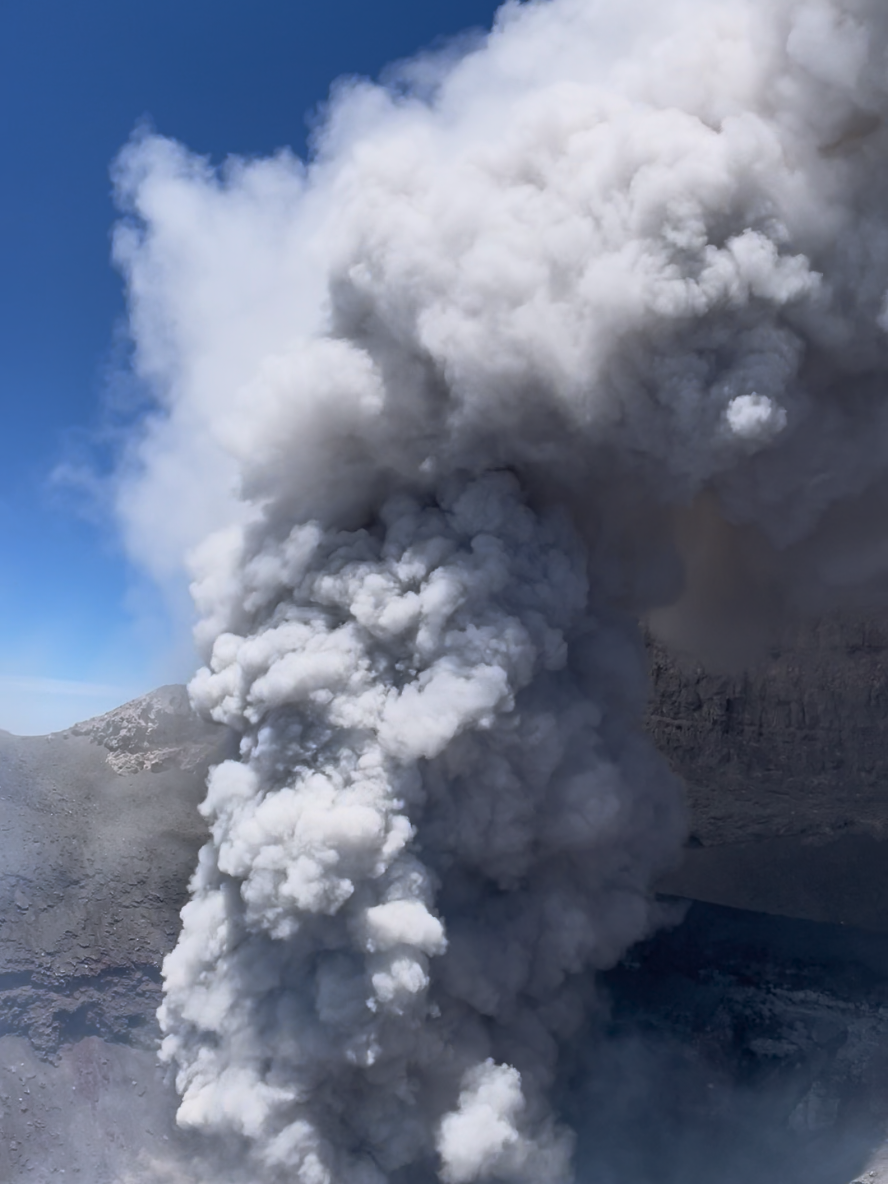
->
113, 0, 888, 1179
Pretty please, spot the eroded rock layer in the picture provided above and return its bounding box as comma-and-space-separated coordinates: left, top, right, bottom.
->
650, 614, 888, 930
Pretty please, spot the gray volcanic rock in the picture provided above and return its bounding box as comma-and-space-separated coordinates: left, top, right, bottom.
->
0, 687, 234, 1182
0, 1035, 202, 1182
588, 903, 888, 1184
0, 685, 232, 984
649, 613, 888, 931
648, 614, 888, 847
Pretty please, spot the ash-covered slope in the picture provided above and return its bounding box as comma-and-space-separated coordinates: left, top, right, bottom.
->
0, 686, 233, 1181
0, 685, 231, 987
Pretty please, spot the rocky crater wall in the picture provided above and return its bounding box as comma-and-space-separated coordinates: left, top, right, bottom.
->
650, 612, 888, 930
4, 631, 888, 1180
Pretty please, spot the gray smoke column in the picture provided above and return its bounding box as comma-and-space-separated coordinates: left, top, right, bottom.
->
113, 0, 888, 1179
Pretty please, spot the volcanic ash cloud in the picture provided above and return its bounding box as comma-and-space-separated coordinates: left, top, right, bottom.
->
114, 0, 888, 1179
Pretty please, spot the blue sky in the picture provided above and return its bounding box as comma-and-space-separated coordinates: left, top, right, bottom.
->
0, 0, 502, 733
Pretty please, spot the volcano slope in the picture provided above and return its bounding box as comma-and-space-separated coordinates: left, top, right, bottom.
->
0, 686, 234, 1181
3, 624, 888, 1182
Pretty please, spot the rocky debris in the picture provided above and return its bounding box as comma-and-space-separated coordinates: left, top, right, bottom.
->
647, 613, 888, 848
0, 965, 162, 1060
0, 1034, 204, 1184
63, 684, 228, 775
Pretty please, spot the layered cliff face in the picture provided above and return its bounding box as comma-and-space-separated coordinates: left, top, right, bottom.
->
4, 637, 888, 1181
650, 613, 888, 931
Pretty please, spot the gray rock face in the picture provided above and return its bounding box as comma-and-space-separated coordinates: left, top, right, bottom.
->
0, 687, 233, 1182
649, 613, 888, 931
0, 685, 229, 987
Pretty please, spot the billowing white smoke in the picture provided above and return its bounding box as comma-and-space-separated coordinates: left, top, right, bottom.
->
113, 0, 888, 1179
163, 472, 676, 1182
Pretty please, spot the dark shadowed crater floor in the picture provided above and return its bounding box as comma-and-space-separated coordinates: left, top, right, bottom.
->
4, 616, 888, 1182
582, 903, 888, 1184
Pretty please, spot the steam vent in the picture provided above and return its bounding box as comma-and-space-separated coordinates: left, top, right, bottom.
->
4, 629, 888, 1182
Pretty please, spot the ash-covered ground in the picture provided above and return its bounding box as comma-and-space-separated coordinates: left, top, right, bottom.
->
0, 687, 232, 1182
4, 616, 888, 1182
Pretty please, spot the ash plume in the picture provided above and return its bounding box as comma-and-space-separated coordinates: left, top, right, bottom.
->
112, 0, 888, 1179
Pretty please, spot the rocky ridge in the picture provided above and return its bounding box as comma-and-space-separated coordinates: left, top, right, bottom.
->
0, 687, 234, 1181
63, 684, 228, 776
